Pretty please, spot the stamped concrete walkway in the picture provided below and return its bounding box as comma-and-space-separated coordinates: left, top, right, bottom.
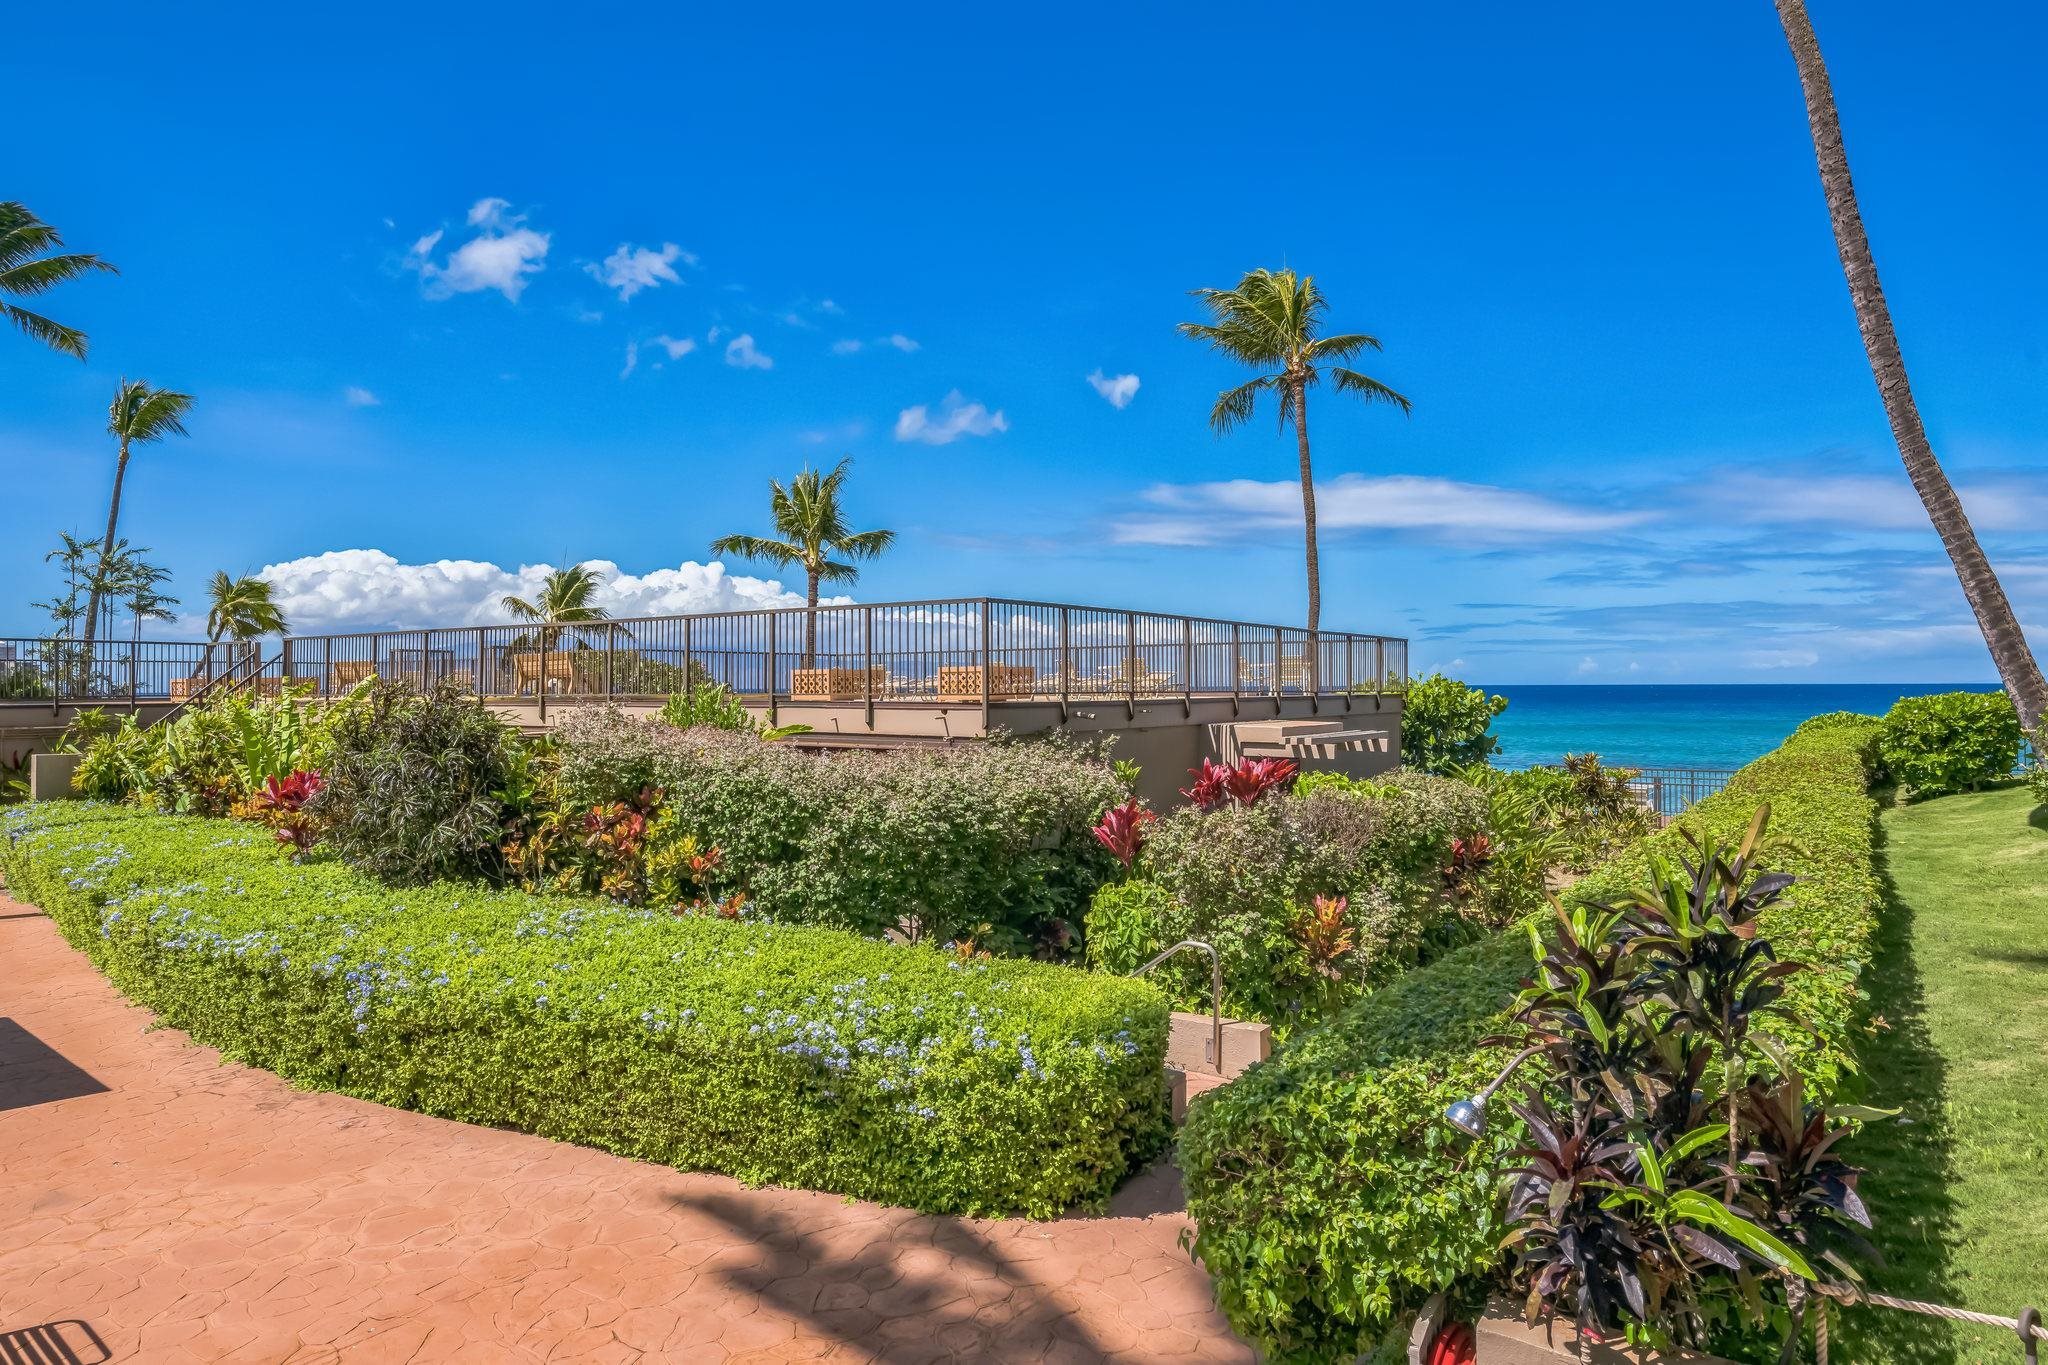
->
0, 897, 1255, 1363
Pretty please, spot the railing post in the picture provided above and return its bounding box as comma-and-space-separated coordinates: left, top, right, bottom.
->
767, 611, 778, 726
1058, 607, 1071, 723
128, 643, 138, 713
1182, 617, 1193, 717
538, 625, 548, 725
863, 606, 875, 730
604, 622, 615, 698
979, 599, 993, 730
323, 636, 332, 699
1274, 627, 1284, 712
1125, 611, 1138, 720
1230, 624, 1241, 716
683, 616, 693, 706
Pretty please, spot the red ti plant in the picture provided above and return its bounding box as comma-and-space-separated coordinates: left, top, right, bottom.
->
1091, 798, 1155, 867
251, 769, 326, 857
1294, 894, 1356, 981
1443, 833, 1493, 895
1181, 756, 1300, 811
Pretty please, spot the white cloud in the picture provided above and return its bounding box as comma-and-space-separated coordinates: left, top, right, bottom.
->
1112, 473, 1648, 547
894, 390, 1008, 445
1576, 656, 1599, 675
587, 241, 689, 301
621, 334, 699, 378
724, 333, 773, 370
250, 548, 824, 634
620, 341, 640, 379
406, 197, 550, 302
819, 299, 844, 315
343, 386, 380, 408
1087, 369, 1140, 409
830, 333, 920, 357
1712, 470, 2048, 532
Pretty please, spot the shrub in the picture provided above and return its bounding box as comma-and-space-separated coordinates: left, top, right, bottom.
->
657, 681, 757, 733
553, 708, 1122, 955
1086, 774, 1492, 1028
1401, 673, 1508, 775
1876, 690, 2023, 799
312, 680, 518, 885
0, 801, 1169, 1217
1178, 718, 1884, 1362
67, 688, 357, 817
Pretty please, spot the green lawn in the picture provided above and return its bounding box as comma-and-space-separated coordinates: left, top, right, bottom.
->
1840, 784, 2048, 1364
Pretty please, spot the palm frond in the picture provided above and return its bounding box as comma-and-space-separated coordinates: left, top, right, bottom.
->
813, 558, 862, 585
0, 253, 117, 296
1331, 368, 1413, 412
836, 528, 896, 559
3, 303, 88, 359
1209, 377, 1274, 434
108, 381, 196, 443
1306, 333, 1384, 364
709, 534, 804, 568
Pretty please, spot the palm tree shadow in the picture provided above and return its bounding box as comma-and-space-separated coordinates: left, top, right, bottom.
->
1833, 821, 1963, 1365
668, 1189, 1115, 1363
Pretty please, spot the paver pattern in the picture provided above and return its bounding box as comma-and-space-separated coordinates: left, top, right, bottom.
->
0, 898, 1254, 1363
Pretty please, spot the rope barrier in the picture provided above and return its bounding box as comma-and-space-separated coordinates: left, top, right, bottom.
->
1810, 1285, 2044, 1365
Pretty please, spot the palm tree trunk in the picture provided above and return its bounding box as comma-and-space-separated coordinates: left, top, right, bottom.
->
81, 441, 130, 657
804, 568, 820, 670
1292, 374, 1321, 692
1775, 0, 2048, 731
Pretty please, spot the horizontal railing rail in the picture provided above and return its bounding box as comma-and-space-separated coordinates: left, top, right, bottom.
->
0, 637, 238, 709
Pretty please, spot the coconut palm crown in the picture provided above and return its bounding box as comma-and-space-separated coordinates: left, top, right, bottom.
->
1, 202, 118, 360
206, 572, 287, 643
711, 457, 894, 665
1180, 268, 1410, 673
84, 382, 195, 652
501, 563, 612, 648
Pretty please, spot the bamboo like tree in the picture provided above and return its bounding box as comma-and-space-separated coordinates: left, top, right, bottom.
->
1180, 269, 1410, 686
711, 458, 895, 667
108, 546, 178, 653
500, 563, 611, 650
33, 533, 101, 639
1, 202, 117, 360
86, 382, 194, 656
206, 572, 287, 644
1774, 0, 2047, 731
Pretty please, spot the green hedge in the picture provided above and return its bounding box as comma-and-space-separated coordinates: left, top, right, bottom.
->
1178, 716, 1884, 1362
2, 802, 1170, 1218
1875, 689, 2023, 799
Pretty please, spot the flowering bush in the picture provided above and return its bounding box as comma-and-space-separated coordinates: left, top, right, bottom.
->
552, 708, 1123, 955
2, 801, 1170, 1217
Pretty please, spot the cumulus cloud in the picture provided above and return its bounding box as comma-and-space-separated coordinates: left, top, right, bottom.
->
883, 333, 919, 353
1086, 369, 1140, 409
1113, 473, 1646, 547
587, 241, 692, 301
343, 386, 380, 407
724, 333, 773, 370
406, 197, 550, 301
621, 333, 699, 378
251, 549, 823, 634
894, 391, 1008, 445
830, 333, 920, 356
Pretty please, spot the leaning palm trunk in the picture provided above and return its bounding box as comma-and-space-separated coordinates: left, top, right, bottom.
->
1776, 0, 2048, 730
81, 441, 131, 657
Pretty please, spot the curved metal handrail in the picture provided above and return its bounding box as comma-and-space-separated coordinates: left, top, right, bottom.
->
1130, 938, 1223, 1075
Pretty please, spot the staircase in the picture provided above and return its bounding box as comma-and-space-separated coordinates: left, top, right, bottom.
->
1163, 1010, 1270, 1122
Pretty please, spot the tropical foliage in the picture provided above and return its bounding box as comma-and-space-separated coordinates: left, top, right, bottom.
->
1402, 672, 1509, 774
1178, 717, 1884, 1362
500, 563, 612, 647
2, 800, 1170, 1218
0, 201, 116, 360
206, 571, 287, 642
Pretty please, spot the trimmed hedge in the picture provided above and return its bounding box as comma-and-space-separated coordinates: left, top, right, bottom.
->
2, 802, 1170, 1218
553, 708, 1122, 952
1875, 689, 2023, 799
1178, 716, 1884, 1362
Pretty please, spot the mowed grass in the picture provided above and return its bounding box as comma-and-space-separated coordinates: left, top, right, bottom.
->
1839, 784, 2048, 1364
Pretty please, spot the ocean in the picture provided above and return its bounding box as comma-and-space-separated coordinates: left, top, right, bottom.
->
1481, 683, 2004, 772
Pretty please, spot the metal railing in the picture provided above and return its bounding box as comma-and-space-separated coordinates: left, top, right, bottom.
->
265, 598, 1408, 718
0, 637, 240, 709
1132, 939, 1224, 1075
1626, 766, 1739, 817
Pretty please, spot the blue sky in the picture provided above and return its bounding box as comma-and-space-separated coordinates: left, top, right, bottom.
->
5, 1, 2044, 682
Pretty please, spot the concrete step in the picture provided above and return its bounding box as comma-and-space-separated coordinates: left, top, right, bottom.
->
1165, 1065, 1233, 1123
1167, 1010, 1271, 1079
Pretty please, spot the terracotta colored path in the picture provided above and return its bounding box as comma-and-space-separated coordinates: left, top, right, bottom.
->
0, 898, 1255, 1363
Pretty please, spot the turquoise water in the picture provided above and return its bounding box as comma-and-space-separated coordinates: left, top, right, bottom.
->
1482, 683, 2002, 771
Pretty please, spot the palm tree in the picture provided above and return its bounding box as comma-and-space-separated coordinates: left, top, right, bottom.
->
1773, 0, 2047, 731
33, 533, 101, 638
108, 546, 178, 648
711, 457, 895, 667
206, 572, 287, 643
85, 382, 194, 655
500, 562, 611, 649
1, 202, 117, 360
1179, 269, 1410, 684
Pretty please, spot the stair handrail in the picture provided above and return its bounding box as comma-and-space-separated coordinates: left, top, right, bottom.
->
1131, 939, 1224, 1075
152, 648, 275, 728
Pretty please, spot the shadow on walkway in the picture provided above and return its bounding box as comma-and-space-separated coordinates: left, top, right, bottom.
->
1833, 819, 1963, 1365
0, 1319, 111, 1364
671, 1188, 1117, 1363
0, 1017, 110, 1114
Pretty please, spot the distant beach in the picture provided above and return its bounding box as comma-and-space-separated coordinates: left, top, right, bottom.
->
1483, 683, 2003, 771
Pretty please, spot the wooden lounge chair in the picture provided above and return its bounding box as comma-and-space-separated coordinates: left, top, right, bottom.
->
509, 652, 581, 695
330, 660, 378, 689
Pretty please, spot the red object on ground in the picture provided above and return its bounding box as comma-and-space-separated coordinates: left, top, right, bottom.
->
1428, 1320, 1478, 1365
